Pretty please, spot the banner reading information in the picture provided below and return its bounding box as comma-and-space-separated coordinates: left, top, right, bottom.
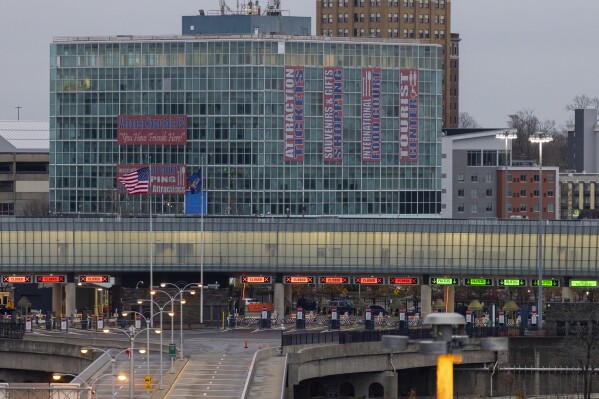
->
117, 115, 187, 145
399, 68, 419, 162
284, 66, 305, 162
361, 67, 382, 162
323, 66, 344, 162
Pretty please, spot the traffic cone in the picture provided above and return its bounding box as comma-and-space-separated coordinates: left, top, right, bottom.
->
244, 339, 248, 348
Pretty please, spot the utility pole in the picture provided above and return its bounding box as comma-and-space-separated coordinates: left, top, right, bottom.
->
15, 106, 22, 121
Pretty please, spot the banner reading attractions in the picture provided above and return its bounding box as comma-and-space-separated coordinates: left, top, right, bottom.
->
116, 164, 186, 195
361, 67, 382, 162
399, 68, 419, 162
117, 115, 187, 145
323, 66, 344, 162
284, 66, 305, 162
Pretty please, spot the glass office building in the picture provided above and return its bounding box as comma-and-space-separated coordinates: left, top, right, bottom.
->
50, 35, 443, 216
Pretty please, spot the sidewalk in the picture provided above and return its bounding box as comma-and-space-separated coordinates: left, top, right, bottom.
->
246, 355, 286, 399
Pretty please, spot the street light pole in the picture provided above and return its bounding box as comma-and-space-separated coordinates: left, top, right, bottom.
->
529, 133, 553, 334
160, 282, 199, 360
496, 130, 517, 218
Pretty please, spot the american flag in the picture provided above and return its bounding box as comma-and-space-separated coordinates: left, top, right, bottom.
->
118, 166, 150, 194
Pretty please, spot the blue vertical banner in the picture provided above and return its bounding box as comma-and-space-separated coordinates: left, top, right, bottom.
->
185, 191, 207, 215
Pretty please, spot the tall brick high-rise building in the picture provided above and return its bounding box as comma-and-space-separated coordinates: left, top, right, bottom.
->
317, 0, 458, 128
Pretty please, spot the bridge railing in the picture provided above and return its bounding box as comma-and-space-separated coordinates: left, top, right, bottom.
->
0, 321, 25, 339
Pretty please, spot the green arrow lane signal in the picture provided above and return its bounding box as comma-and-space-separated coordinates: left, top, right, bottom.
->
498, 278, 527, 287
532, 279, 560, 287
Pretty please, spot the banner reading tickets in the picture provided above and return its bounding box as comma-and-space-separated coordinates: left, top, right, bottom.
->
361, 67, 382, 162
284, 66, 305, 162
323, 66, 344, 162
118, 115, 187, 145
117, 164, 186, 195
400, 68, 419, 162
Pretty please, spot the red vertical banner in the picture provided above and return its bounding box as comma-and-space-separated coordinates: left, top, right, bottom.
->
361, 67, 382, 162
323, 66, 344, 162
400, 68, 419, 163
284, 66, 305, 162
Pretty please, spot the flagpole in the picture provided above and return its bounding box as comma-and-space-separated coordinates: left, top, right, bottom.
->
149, 164, 154, 327
200, 157, 205, 324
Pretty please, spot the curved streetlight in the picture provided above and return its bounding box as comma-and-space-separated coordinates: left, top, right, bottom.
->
136, 298, 175, 389
102, 325, 160, 398
160, 282, 201, 359
120, 310, 152, 393
151, 289, 181, 374
529, 132, 553, 334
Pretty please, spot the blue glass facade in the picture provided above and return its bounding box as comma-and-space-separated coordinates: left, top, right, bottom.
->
50, 36, 443, 216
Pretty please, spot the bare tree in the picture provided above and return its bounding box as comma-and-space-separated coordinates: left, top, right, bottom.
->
565, 307, 599, 399
565, 94, 599, 112
507, 109, 560, 167
458, 112, 481, 128
20, 199, 50, 216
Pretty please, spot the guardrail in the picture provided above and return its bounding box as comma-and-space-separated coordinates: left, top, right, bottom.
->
0, 322, 25, 339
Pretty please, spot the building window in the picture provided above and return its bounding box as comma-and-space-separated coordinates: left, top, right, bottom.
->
440, 15, 445, 24
360, 13, 365, 21
483, 150, 497, 166
486, 203, 493, 212
521, 174, 528, 182
548, 174, 555, 182
457, 173, 464, 182
471, 203, 478, 213
533, 203, 539, 212
548, 203, 555, 212
486, 188, 493, 197
520, 203, 527, 212
467, 150, 482, 166
507, 189, 512, 197
338, 14, 344, 22
533, 174, 539, 182
403, 29, 408, 37
388, 13, 393, 22
548, 189, 554, 197
471, 189, 478, 199
457, 189, 464, 197
485, 173, 493, 183
403, 13, 408, 22
457, 203, 465, 213
520, 189, 527, 197
507, 173, 512, 182
533, 189, 540, 197
471, 174, 478, 183
507, 203, 512, 212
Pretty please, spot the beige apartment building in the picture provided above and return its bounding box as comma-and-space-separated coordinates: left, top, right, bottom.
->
0, 121, 49, 216
317, 0, 458, 128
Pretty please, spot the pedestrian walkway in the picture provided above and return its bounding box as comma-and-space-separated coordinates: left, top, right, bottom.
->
246, 355, 286, 399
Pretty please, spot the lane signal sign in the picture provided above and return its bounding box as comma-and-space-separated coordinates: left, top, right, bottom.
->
497, 279, 527, 287
241, 276, 272, 284
463, 278, 494, 286
389, 277, 419, 285
531, 279, 560, 287
79, 275, 109, 283
36, 275, 66, 283
319, 276, 349, 284
284, 276, 314, 284
354, 277, 385, 285
2, 276, 31, 283
429, 277, 459, 285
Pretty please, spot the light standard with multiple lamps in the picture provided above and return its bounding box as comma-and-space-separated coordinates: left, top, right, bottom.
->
102, 323, 159, 398
79, 346, 137, 398
496, 129, 517, 218
159, 282, 201, 360
150, 288, 181, 374
137, 297, 175, 390
529, 132, 553, 334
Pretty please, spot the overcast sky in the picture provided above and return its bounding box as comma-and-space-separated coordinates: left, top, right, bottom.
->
1, 0, 597, 128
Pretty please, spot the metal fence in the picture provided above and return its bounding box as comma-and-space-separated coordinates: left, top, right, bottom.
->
0, 322, 25, 339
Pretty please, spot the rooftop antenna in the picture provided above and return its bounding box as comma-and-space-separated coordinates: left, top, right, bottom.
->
266, 0, 281, 15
